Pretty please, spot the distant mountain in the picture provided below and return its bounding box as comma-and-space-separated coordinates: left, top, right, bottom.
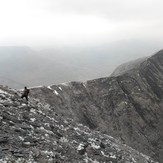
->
31, 50, 163, 162
0, 46, 97, 88
0, 40, 161, 88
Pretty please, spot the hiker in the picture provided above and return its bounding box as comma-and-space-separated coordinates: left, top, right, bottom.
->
21, 86, 30, 101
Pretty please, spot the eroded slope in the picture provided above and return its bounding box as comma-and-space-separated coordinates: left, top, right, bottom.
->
31, 50, 163, 162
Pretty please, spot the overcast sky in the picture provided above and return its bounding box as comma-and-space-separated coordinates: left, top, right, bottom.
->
0, 0, 163, 48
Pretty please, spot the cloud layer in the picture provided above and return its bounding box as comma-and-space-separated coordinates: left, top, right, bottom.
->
0, 0, 163, 47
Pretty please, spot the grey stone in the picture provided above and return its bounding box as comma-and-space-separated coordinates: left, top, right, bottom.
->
0, 51, 161, 162
30, 50, 163, 162
0, 137, 9, 143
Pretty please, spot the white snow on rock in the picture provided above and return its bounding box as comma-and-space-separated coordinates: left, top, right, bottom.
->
39, 126, 54, 135
83, 82, 87, 88
59, 87, 62, 91
54, 90, 59, 95
74, 127, 90, 135
30, 118, 36, 122
18, 136, 24, 141
30, 108, 37, 114
23, 142, 31, 145
101, 151, 109, 158
110, 154, 116, 159
77, 143, 85, 151
47, 86, 53, 90
60, 137, 69, 143
0, 89, 8, 94
91, 143, 100, 149
131, 157, 137, 163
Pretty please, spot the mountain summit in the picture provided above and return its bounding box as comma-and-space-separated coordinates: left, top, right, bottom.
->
30, 50, 163, 162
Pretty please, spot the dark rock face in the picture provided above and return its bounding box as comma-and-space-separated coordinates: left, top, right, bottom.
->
31, 50, 163, 162
0, 86, 156, 162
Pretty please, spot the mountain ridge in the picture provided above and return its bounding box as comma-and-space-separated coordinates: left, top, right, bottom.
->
30, 50, 163, 162
0, 41, 161, 89
0, 85, 157, 162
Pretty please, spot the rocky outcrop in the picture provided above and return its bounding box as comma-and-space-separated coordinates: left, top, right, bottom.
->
31, 50, 163, 162
0, 86, 156, 162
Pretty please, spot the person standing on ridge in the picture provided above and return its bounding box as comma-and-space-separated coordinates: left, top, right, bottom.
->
21, 86, 30, 101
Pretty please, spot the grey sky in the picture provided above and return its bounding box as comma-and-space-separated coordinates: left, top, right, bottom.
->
0, 0, 163, 47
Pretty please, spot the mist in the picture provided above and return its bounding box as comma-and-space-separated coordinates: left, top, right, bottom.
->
0, 0, 163, 88
0, 0, 163, 47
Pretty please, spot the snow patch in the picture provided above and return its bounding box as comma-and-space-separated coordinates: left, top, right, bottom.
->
110, 154, 116, 159
0, 89, 8, 94
101, 151, 109, 158
59, 87, 62, 91
39, 126, 54, 135
60, 137, 68, 143
77, 143, 85, 151
91, 143, 100, 149
30, 108, 36, 114
24, 142, 31, 145
83, 82, 87, 88
54, 90, 59, 95
47, 86, 53, 90
44, 123, 50, 127
30, 118, 36, 122
19, 136, 24, 141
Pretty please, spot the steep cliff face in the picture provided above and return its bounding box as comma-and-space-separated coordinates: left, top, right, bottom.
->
31, 50, 163, 162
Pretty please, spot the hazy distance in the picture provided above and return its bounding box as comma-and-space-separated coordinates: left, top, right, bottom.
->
0, 0, 163, 88
0, 41, 161, 89
0, 0, 163, 47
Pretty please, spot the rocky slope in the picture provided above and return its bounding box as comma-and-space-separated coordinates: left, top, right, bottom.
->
0, 86, 157, 163
30, 50, 163, 162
